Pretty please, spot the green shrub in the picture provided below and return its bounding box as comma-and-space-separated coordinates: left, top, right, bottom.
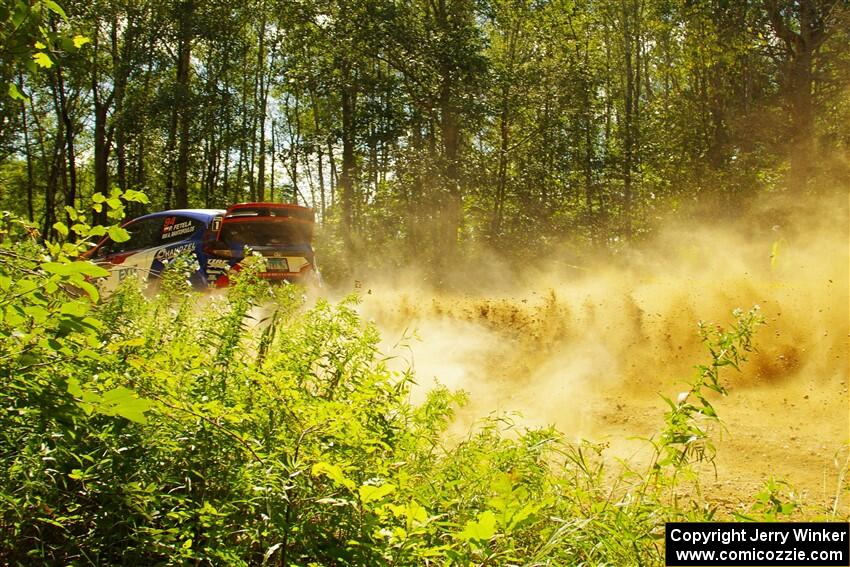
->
2, 202, 820, 565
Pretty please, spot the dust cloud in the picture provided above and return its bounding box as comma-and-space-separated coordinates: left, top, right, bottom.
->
350, 192, 849, 511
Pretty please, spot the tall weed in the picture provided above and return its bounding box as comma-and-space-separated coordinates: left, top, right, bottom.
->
2, 207, 830, 565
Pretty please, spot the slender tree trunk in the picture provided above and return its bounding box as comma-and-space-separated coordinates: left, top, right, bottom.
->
292, 95, 301, 203
788, 46, 814, 192
235, 47, 249, 204
175, 0, 194, 208
222, 126, 230, 206
621, 0, 635, 240
93, 101, 110, 200
764, 0, 828, 193
112, 13, 132, 198
164, 106, 178, 208
45, 78, 66, 241
584, 76, 595, 243
135, 40, 155, 195
256, 3, 268, 201
270, 119, 276, 201
327, 137, 337, 208
18, 73, 35, 222
91, 16, 115, 225
309, 88, 326, 219
492, 83, 510, 240
56, 66, 78, 233
339, 59, 357, 257
439, 79, 461, 258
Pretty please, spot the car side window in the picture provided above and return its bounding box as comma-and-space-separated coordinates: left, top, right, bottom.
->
158, 216, 204, 243
100, 217, 165, 256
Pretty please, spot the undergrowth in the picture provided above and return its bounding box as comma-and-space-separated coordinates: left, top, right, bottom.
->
0, 201, 844, 565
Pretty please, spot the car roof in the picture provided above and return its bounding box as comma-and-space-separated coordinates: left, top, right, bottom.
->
129, 209, 226, 223
227, 202, 313, 212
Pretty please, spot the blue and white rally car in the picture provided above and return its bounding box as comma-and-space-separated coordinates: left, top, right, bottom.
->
86, 202, 320, 291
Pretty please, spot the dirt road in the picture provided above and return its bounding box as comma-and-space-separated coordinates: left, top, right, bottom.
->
357, 200, 849, 516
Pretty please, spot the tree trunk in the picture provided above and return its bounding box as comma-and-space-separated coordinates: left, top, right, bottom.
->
91, 16, 115, 225
112, 13, 132, 200
764, 0, 829, 193
56, 65, 78, 233
788, 46, 814, 192
492, 83, 510, 240
175, 0, 194, 208
339, 59, 357, 258
270, 119, 275, 201
45, 77, 66, 241
18, 73, 35, 222
309, 88, 326, 219
256, 4, 269, 201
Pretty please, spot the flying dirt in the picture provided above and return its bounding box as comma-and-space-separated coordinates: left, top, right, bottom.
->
352, 193, 849, 515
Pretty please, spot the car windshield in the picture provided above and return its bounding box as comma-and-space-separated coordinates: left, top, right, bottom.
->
219, 220, 312, 247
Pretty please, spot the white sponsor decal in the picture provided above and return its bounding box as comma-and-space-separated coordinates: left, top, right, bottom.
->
161, 217, 196, 239
117, 267, 137, 281
154, 243, 195, 261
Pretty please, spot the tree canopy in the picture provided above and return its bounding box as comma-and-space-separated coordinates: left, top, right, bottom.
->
1, 0, 848, 275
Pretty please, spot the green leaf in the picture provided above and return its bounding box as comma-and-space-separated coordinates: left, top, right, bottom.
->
72, 35, 90, 48
92, 192, 106, 203
41, 261, 110, 278
11, 3, 27, 28
407, 502, 428, 524
76, 280, 100, 302
8, 83, 27, 101
43, 0, 67, 19
60, 300, 91, 317
79, 262, 110, 277
34, 41, 46, 49
33, 52, 53, 69
5, 305, 26, 326
108, 225, 130, 243
99, 386, 155, 424
23, 305, 50, 323
81, 316, 103, 330
78, 349, 103, 361
458, 510, 498, 542
122, 189, 150, 204
53, 221, 69, 237
67, 377, 83, 398
506, 502, 539, 531
359, 483, 395, 504
312, 462, 355, 491
14, 278, 39, 295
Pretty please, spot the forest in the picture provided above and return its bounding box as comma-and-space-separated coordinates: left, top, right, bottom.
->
1, 0, 849, 564
2, 0, 848, 271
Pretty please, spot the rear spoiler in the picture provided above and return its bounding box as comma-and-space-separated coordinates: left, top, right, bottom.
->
225, 202, 315, 223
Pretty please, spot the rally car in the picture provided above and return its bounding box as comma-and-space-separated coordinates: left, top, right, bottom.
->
86, 202, 319, 292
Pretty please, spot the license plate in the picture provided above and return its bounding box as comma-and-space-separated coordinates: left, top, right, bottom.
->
266, 258, 289, 271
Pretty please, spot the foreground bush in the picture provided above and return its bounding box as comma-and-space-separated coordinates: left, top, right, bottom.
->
0, 213, 809, 565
